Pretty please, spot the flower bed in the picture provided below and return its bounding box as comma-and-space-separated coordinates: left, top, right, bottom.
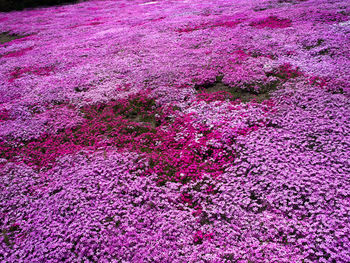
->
0, 0, 349, 262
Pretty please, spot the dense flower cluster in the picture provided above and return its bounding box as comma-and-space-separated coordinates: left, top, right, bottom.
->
0, 0, 349, 262
249, 16, 292, 29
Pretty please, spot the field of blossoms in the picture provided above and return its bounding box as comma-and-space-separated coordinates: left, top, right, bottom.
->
0, 0, 349, 262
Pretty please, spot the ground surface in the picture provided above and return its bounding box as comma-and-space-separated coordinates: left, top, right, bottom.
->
0, 0, 349, 262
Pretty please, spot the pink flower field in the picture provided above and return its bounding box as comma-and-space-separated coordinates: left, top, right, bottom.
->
0, 0, 349, 262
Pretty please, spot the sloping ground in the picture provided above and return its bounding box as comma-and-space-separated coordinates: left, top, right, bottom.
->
0, 0, 349, 262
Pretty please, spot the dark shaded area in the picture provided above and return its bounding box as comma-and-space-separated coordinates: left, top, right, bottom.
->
303, 38, 324, 50
0, 32, 26, 44
0, 0, 81, 12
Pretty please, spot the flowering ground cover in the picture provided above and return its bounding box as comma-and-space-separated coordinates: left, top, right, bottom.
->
0, 0, 349, 262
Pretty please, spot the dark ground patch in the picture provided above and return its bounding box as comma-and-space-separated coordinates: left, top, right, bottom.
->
0, 0, 81, 12
195, 76, 275, 103
0, 33, 26, 44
